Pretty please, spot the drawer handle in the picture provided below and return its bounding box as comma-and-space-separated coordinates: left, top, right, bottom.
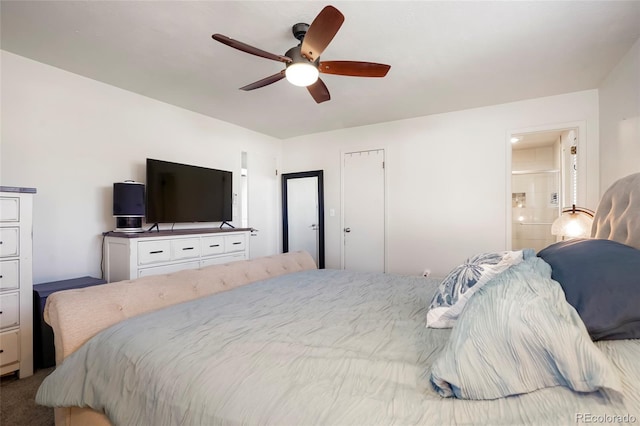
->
209, 244, 220, 248
182, 247, 194, 251
0, 311, 3, 315
0, 275, 3, 279
149, 250, 164, 254
232, 242, 242, 245
0, 349, 3, 354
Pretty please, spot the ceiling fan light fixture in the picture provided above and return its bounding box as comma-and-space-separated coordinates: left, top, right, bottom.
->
212, 6, 389, 102
285, 62, 319, 87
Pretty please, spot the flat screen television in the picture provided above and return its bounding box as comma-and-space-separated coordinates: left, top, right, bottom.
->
145, 158, 232, 224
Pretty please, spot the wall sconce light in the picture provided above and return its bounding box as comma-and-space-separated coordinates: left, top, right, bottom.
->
551, 204, 595, 239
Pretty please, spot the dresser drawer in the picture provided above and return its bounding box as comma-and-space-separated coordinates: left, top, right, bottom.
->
0, 197, 19, 222
0, 293, 19, 330
201, 235, 225, 256
0, 260, 19, 290
171, 238, 200, 260
138, 261, 200, 278
0, 228, 19, 258
0, 330, 19, 366
201, 252, 246, 268
138, 240, 171, 265
224, 234, 246, 253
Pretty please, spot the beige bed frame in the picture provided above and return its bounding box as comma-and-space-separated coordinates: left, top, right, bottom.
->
44, 250, 317, 426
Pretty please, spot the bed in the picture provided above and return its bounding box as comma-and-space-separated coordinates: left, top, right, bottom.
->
36, 173, 640, 425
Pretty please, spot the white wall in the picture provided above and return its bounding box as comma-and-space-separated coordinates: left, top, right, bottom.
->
4, 44, 620, 282
282, 90, 599, 277
1, 51, 282, 284
599, 37, 640, 195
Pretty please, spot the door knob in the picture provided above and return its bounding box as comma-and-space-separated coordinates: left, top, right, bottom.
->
344, 227, 351, 233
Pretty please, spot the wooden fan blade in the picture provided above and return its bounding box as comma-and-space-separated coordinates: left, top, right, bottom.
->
319, 61, 391, 77
212, 34, 291, 63
300, 6, 344, 62
307, 78, 330, 103
239, 71, 286, 91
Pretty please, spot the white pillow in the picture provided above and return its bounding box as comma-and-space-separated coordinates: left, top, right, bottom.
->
426, 250, 523, 328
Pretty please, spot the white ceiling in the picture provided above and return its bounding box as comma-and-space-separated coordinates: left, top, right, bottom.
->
2, 1, 639, 140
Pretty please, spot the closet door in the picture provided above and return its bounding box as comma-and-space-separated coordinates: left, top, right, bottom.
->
342, 149, 385, 272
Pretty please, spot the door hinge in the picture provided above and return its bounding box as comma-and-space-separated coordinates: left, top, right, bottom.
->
382, 161, 385, 169
571, 146, 577, 155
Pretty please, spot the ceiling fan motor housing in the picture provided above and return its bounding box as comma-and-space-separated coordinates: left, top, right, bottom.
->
292, 23, 310, 41
285, 45, 320, 67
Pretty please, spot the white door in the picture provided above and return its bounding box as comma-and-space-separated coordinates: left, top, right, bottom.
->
342, 149, 385, 272
248, 154, 278, 258
287, 177, 319, 263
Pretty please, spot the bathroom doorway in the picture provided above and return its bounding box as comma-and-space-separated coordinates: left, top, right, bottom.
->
509, 125, 581, 252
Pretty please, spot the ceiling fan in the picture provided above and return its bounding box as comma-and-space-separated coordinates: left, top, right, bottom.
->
212, 5, 391, 104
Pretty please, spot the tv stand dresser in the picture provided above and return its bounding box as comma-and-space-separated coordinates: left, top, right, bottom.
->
103, 228, 251, 283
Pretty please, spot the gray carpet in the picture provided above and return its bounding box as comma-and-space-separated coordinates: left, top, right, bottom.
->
1, 368, 55, 426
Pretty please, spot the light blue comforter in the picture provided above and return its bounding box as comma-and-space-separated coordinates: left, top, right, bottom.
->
36, 268, 640, 425
430, 255, 622, 399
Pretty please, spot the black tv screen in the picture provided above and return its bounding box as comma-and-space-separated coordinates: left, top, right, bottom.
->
145, 158, 232, 223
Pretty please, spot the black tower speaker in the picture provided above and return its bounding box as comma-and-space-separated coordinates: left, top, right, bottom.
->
113, 181, 145, 232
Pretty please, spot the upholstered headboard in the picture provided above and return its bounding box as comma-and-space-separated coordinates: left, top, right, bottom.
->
591, 172, 640, 250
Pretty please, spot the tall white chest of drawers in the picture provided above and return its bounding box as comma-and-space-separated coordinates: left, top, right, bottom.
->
0, 187, 35, 378
104, 228, 251, 283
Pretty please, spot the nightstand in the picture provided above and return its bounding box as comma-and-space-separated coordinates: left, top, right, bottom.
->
33, 276, 106, 369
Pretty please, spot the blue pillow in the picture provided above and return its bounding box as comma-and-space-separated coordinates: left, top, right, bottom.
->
537, 238, 640, 341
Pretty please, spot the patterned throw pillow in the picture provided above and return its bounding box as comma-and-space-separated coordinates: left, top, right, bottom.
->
426, 250, 523, 328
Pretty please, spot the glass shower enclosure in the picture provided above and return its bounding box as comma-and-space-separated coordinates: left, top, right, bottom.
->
511, 170, 560, 252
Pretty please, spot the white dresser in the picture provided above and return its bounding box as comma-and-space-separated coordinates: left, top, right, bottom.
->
0, 187, 35, 378
104, 228, 251, 282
